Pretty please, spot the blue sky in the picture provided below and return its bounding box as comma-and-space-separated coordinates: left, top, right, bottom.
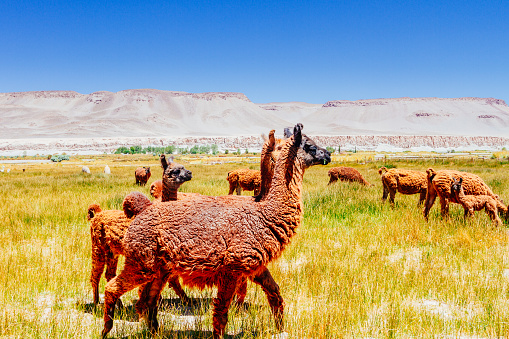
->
1, 0, 508, 103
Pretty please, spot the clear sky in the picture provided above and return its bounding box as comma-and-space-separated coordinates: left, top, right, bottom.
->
1, 0, 508, 104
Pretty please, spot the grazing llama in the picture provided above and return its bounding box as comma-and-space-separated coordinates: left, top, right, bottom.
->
451, 177, 506, 226
328, 167, 371, 186
101, 123, 331, 339
378, 167, 427, 205
227, 168, 261, 195
423, 168, 504, 221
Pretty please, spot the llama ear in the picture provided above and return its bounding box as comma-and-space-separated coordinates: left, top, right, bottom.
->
283, 127, 293, 138
459, 177, 463, 184
293, 123, 303, 146
268, 129, 275, 148
160, 154, 168, 170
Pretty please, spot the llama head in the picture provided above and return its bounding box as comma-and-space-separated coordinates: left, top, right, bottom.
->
451, 177, 463, 195
150, 180, 163, 199
426, 168, 437, 179
144, 167, 151, 175
291, 123, 331, 168
160, 154, 192, 187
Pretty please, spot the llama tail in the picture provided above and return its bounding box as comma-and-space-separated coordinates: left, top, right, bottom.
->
378, 167, 388, 175
87, 204, 102, 220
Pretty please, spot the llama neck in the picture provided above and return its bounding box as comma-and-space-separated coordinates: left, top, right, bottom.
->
161, 181, 180, 202
262, 144, 305, 237
454, 187, 467, 204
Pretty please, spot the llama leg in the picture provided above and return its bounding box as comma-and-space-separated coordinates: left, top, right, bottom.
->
104, 254, 124, 308
104, 253, 118, 282
228, 182, 235, 195
418, 190, 426, 206
388, 189, 396, 206
486, 207, 502, 226
423, 186, 437, 221
381, 183, 389, 203
212, 275, 239, 339
234, 276, 248, 308
167, 275, 191, 303
236, 185, 242, 195
252, 268, 285, 332
142, 271, 170, 334
102, 268, 153, 338
439, 197, 449, 218
90, 246, 106, 305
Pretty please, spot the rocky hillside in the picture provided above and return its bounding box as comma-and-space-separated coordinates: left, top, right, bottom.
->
1, 90, 509, 154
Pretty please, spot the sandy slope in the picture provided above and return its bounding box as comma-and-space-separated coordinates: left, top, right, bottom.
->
1, 90, 508, 154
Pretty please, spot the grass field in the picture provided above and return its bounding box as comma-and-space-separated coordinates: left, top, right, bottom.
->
0, 153, 508, 338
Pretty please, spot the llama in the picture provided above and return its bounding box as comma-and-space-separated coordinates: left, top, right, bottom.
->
104, 165, 111, 174
159, 154, 193, 202
82, 166, 91, 174
101, 123, 331, 339
227, 168, 261, 195
123, 134, 283, 309
254, 129, 285, 201
227, 130, 286, 198
135, 167, 151, 186
451, 177, 506, 226
88, 160, 193, 306
149, 180, 163, 201
423, 168, 505, 220
328, 167, 371, 186
378, 167, 427, 205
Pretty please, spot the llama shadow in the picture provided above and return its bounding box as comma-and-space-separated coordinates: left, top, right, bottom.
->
77, 297, 215, 320
76, 297, 261, 338
117, 329, 250, 339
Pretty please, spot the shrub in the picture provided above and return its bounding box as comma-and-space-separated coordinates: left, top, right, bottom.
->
50, 155, 69, 162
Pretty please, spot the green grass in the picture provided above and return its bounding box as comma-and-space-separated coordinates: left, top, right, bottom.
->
0, 155, 508, 338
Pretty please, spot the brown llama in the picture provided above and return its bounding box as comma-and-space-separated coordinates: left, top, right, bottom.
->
423, 168, 505, 221
227, 168, 261, 195
378, 167, 427, 205
122, 132, 285, 308
451, 177, 506, 226
101, 123, 331, 339
88, 159, 192, 306
328, 166, 371, 186
226, 130, 286, 198
135, 167, 151, 186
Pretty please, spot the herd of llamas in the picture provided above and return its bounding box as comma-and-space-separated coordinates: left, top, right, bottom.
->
86, 124, 507, 338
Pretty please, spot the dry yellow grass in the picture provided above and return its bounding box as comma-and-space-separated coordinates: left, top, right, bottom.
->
0, 154, 508, 338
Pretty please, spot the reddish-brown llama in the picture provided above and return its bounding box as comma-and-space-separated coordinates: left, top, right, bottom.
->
451, 177, 506, 226
135, 166, 151, 186
101, 124, 331, 339
88, 158, 192, 306
423, 168, 505, 221
328, 166, 371, 186
378, 167, 427, 205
